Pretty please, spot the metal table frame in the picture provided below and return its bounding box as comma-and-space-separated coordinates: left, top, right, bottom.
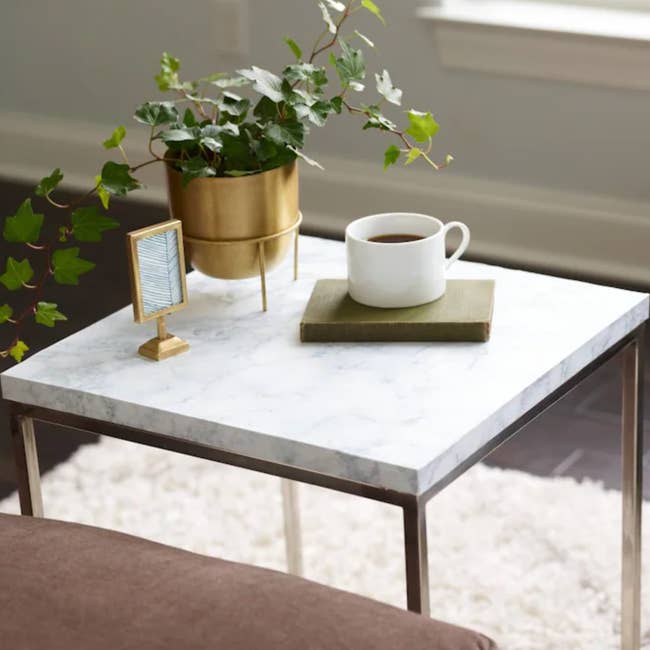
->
6, 324, 645, 650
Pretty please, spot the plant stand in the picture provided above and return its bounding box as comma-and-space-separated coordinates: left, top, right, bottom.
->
182, 212, 302, 311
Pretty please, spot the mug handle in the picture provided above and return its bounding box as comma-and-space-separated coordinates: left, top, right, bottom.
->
443, 221, 471, 270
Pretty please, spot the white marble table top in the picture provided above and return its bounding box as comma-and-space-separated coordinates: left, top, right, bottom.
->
2, 236, 648, 495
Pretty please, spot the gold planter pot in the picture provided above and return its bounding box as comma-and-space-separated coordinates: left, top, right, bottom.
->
165, 161, 299, 280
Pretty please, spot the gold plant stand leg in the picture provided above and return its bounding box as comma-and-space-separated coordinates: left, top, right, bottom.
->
258, 241, 268, 312
294, 228, 299, 281
185, 212, 302, 314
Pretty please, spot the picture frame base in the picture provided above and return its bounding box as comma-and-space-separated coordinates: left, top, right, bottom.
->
138, 334, 189, 361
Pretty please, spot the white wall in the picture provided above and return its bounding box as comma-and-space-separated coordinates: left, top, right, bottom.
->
2, 0, 649, 285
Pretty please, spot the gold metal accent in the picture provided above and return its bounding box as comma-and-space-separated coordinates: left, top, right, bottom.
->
126, 220, 190, 360
166, 160, 299, 280
258, 242, 267, 312
183, 212, 302, 312
137, 316, 190, 362
621, 330, 644, 650
126, 220, 189, 324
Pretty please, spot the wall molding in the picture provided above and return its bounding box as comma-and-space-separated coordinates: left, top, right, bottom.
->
1, 110, 649, 287
418, 1, 650, 91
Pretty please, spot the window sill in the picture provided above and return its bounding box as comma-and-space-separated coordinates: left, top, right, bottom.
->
418, 1, 650, 89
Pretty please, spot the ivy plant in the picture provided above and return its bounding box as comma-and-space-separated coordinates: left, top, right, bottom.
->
1, 0, 451, 361
128, 0, 452, 184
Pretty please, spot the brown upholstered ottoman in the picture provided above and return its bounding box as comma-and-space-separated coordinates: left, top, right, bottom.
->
0, 513, 497, 649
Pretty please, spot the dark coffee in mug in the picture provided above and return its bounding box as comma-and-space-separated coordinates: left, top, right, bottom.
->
367, 233, 424, 244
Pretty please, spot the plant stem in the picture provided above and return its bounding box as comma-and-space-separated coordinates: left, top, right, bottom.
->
342, 100, 450, 171
309, 1, 354, 63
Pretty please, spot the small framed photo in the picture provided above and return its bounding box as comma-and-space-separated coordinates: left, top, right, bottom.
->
126, 220, 189, 324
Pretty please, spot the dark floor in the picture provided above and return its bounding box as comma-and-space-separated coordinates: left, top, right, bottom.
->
0, 178, 648, 501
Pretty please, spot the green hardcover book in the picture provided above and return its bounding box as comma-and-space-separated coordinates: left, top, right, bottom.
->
300, 279, 495, 343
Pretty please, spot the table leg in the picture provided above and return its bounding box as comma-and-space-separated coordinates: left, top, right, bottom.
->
621, 330, 644, 650
281, 479, 303, 576
403, 499, 430, 616
10, 414, 43, 517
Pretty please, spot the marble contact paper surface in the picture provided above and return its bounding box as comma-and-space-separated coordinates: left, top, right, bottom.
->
2, 236, 648, 495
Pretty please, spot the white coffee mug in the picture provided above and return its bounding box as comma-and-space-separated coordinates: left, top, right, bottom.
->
345, 213, 470, 308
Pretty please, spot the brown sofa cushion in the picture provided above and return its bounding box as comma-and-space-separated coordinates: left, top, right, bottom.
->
0, 513, 497, 649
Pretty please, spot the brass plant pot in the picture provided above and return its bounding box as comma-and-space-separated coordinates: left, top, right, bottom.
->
165, 161, 299, 279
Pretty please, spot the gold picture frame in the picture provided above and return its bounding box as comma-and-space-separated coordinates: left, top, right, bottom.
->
126, 219, 189, 323
126, 219, 189, 360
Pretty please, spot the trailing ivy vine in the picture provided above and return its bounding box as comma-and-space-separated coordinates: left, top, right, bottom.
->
1, 0, 451, 361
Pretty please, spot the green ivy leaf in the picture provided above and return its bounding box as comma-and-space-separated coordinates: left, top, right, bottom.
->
264, 120, 305, 149
283, 63, 328, 88
238, 66, 284, 103
318, 1, 337, 33
35, 168, 64, 197
0, 304, 13, 324
3, 199, 44, 243
295, 101, 332, 127
154, 52, 181, 91
260, 146, 297, 172
134, 101, 179, 127
70, 206, 119, 242
102, 125, 126, 149
220, 133, 256, 172
52, 248, 95, 285
284, 37, 303, 60
287, 145, 324, 170
160, 128, 198, 144
100, 162, 140, 196
384, 144, 401, 170
212, 76, 251, 89
253, 137, 278, 163
405, 148, 423, 165
253, 96, 279, 122
330, 96, 343, 114
219, 92, 251, 118
34, 302, 67, 328
375, 70, 402, 106
406, 110, 440, 143
9, 340, 28, 363
334, 41, 365, 90
179, 158, 217, 187
200, 137, 222, 153
361, 0, 385, 24
95, 175, 110, 210
362, 105, 397, 131
183, 108, 198, 127
0, 257, 34, 291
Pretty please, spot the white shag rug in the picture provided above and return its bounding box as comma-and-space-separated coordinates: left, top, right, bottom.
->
1, 437, 648, 650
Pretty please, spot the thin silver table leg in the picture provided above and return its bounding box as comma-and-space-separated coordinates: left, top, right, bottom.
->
10, 415, 44, 517
281, 478, 303, 576
403, 499, 430, 616
621, 328, 644, 650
